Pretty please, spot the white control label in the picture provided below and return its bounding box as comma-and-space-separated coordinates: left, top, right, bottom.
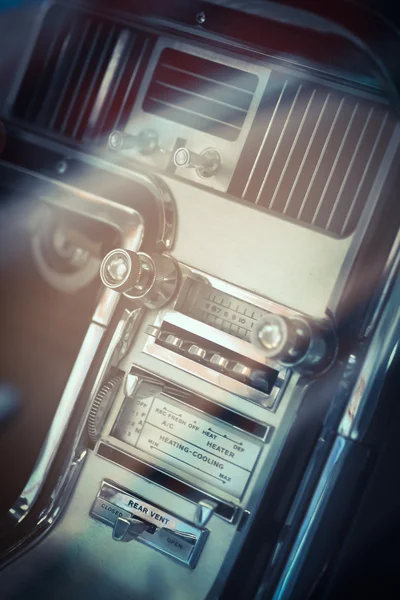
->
115, 394, 261, 498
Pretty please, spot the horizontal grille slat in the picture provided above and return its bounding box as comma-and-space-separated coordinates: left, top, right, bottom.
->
146, 81, 247, 127
144, 97, 240, 139
143, 48, 258, 141
13, 5, 153, 143
155, 64, 255, 109
229, 72, 397, 237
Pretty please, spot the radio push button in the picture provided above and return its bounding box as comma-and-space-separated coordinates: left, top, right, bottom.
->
186, 344, 207, 361
164, 334, 184, 351
206, 353, 229, 371
226, 361, 253, 383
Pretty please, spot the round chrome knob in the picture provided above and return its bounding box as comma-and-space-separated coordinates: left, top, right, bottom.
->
253, 314, 336, 375
108, 130, 125, 151
100, 249, 142, 292
100, 249, 180, 308
173, 147, 221, 177
257, 315, 286, 353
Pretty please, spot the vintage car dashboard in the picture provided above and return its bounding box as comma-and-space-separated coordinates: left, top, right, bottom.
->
0, 1, 399, 599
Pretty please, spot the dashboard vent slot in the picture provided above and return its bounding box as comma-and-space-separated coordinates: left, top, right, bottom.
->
13, 5, 153, 143
143, 48, 258, 141
229, 72, 397, 237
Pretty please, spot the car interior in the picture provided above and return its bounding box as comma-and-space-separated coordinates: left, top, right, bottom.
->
0, 1, 399, 599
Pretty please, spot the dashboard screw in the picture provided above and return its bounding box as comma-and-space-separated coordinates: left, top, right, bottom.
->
196, 11, 206, 25
56, 159, 68, 175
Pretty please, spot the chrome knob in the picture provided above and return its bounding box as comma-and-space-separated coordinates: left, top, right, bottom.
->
100, 249, 179, 309
100, 249, 142, 293
253, 314, 336, 375
173, 147, 221, 177
108, 129, 158, 154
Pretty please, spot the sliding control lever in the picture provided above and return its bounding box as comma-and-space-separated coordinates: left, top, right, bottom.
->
173, 147, 221, 177
112, 516, 149, 542
100, 248, 179, 308
252, 314, 337, 376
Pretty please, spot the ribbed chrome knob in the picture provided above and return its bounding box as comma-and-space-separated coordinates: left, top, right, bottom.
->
253, 314, 336, 375
100, 250, 179, 309
100, 249, 142, 293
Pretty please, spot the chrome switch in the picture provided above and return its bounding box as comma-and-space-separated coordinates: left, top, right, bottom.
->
112, 516, 148, 542
173, 147, 221, 177
108, 129, 158, 154
194, 499, 218, 528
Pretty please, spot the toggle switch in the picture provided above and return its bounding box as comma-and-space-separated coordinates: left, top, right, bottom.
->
194, 499, 218, 528
173, 147, 221, 177
108, 129, 158, 154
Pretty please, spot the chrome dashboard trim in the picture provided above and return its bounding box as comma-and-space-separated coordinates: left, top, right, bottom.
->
176, 263, 304, 319
9, 322, 105, 523
96, 442, 240, 523
338, 256, 400, 440
119, 371, 271, 442
143, 311, 288, 410
5, 156, 177, 523
270, 435, 350, 600
90, 479, 208, 568
155, 312, 282, 369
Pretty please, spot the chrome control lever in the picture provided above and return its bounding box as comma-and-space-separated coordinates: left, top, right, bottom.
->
194, 499, 218, 528
173, 147, 221, 177
112, 516, 148, 542
100, 248, 179, 308
108, 129, 158, 154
